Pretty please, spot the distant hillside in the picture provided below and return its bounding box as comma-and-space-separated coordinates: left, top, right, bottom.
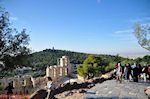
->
29, 48, 125, 71
7, 48, 150, 78
29, 49, 88, 70
6, 49, 126, 78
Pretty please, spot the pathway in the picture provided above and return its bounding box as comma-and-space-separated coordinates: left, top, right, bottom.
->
83, 80, 150, 99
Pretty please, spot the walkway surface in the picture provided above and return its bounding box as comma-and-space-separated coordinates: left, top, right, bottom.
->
83, 80, 150, 99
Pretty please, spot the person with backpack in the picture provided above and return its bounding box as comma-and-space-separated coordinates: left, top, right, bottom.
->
142, 65, 148, 82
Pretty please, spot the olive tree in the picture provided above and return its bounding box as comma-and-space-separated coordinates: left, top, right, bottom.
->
0, 9, 31, 78
133, 24, 150, 51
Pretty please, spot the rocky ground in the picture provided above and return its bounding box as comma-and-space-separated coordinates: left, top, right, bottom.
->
31, 70, 150, 99
145, 86, 150, 98
83, 80, 150, 99
55, 89, 86, 99
54, 71, 115, 99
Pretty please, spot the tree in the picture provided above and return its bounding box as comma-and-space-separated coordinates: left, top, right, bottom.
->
134, 57, 142, 64
114, 54, 121, 63
121, 59, 135, 65
76, 64, 86, 78
0, 9, 30, 78
105, 62, 116, 72
133, 24, 150, 51
142, 55, 150, 65
77, 55, 105, 78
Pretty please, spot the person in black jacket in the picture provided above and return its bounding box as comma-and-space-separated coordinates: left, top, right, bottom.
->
128, 63, 133, 81
5, 83, 14, 94
133, 64, 140, 82
5, 82, 14, 99
121, 64, 125, 79
138, 64, 142, 78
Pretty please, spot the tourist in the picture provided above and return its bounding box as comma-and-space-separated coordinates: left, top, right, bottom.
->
30, 77, 55, 99
142, 65, 148, 82
138, 64, 142, 78
124, 64, 129, 81
127, 63, 133, 81
131, 63, 137, 80
133, 64, 140, 82
115, 63, 119, 79
132, 63, 136, 69
116, 63, 122, 83
5, 82, 14, 99
46, 76, 55, 99
121, 64, 125, 79
148, 66, 150, 80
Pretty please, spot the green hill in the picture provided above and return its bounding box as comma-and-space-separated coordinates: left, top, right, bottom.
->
7, 48, 150, 78
29, 48, 125, 71
7, 48, 126, 78
29, 49, 88, 70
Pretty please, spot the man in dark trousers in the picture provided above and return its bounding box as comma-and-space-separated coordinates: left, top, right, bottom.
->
133, 64, 140, 82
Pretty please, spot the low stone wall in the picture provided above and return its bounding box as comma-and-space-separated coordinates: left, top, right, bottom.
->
0, 76, 34, 94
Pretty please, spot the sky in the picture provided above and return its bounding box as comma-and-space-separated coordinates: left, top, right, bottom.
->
0, 0, 150, 58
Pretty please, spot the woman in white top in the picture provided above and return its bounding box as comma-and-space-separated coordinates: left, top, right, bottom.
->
117, 63, 122, 83
46, 77, 55, 99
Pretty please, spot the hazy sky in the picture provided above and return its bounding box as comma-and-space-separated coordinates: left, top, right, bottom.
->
1, 0, 150, 56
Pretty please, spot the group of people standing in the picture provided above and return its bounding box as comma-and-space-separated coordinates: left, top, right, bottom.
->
115, 63, 150, 83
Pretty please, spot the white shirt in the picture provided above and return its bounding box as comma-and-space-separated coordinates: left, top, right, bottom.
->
47, 81, 53, 89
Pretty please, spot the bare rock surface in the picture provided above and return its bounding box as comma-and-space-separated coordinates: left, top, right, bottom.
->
145, 86, 150, 98
83, 80, 150, 99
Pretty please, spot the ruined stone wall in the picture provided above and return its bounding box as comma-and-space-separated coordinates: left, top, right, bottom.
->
46, 66, 69, 82
0, 56, 74, 94
46, 56, 73, 83
0, 76, 34, 94
33, 77, 47, 90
